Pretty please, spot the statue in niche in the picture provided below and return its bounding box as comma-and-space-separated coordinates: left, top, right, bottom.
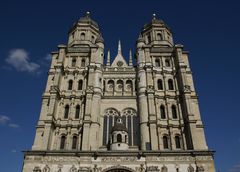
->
136, 164, 145, 172
43, 165, 50, 172
161, 165, 168, 172
33, 167, 41, 172
92, 164, 102, 172
187, 164, 194, 172
197, 165, 205, 172
70, 165, 77, 172
57, 164, 63, 172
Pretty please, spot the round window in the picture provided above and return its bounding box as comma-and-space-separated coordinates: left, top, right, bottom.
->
117, 61, 123, 67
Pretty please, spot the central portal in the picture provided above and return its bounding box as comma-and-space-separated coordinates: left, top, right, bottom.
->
107, 169, 133, 172
106, 168, 134, 172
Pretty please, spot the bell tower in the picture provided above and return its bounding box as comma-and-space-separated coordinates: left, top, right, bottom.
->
68, 12, 102, 47
141, 14, 173, 47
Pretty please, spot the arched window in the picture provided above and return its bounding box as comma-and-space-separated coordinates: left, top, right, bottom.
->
108, 80, 114, 91
78, 80, 83, 90
80, 33, 85, 40
147, 33, 151, 44
168, 79, 174, 90
102, 108, 139, 147
91, 35, 95, 42
155, 59, 160, 67
157, 33, 163, 41
117, 134, 122, 142
163, 136, 169, 149
72, 58, 76, 67
75, 105, 80, 118
157, 79, 163, 90
68, 80, 73, 90
175, 135, 181, 149
64, 105, 69, 119
172, 105, 177, 119
60, 135, 66, 150
81, 59, 85, 67
160, 105, 166, 119
165, 59, 171, 67
72, 136, 77, 149
102, 109, 118, 146
125, 135, 127, 143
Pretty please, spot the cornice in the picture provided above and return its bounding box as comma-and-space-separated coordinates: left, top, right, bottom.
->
23, 150, 215, 157
102, 95, 137, 99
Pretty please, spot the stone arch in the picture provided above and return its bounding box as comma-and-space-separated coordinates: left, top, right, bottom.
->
59, 134, 66, 150
104, 108, 120, 116
102, 166, 135, 172
122, 108, 137, 116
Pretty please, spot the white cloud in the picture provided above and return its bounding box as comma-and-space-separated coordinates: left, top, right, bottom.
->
0, 115, 20, 128
5, 49, 40, 73
11, 149, 17, 153
44, 54, 52, 61
0, 115, 10, 124
9, 123, 20, 128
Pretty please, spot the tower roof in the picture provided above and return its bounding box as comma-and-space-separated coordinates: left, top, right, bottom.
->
78, 12, 99, 28
111, 117, 128, 132
68, 12, 100, 34
143, 14, 171, 32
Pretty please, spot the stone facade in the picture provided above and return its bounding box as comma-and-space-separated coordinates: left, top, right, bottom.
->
22, 12, 216, 172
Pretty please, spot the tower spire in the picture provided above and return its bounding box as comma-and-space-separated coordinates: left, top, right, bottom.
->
129, 49, 133, 66
107, 50, 111, 66
118, 40, 122, 55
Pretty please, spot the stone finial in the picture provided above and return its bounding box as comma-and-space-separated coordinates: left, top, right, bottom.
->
129, 49, 133, 66
118, 40, 122, 55
107, 50, 111, 66
152, 13, 156, 20
86, 11, 90, 17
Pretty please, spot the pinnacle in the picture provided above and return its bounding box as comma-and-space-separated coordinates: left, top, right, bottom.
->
118, 40, 122, 55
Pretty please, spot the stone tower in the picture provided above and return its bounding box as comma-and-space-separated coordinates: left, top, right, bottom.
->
22, 13, 216, 172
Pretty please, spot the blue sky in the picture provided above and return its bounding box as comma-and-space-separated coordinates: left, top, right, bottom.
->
0, 0, 240, 171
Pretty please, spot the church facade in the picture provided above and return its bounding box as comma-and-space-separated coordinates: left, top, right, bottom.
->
22, 13, 216, 172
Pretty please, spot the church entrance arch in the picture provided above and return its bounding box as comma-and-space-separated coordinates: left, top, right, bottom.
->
107, 169, 132, 172
103, 166, 135, 172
